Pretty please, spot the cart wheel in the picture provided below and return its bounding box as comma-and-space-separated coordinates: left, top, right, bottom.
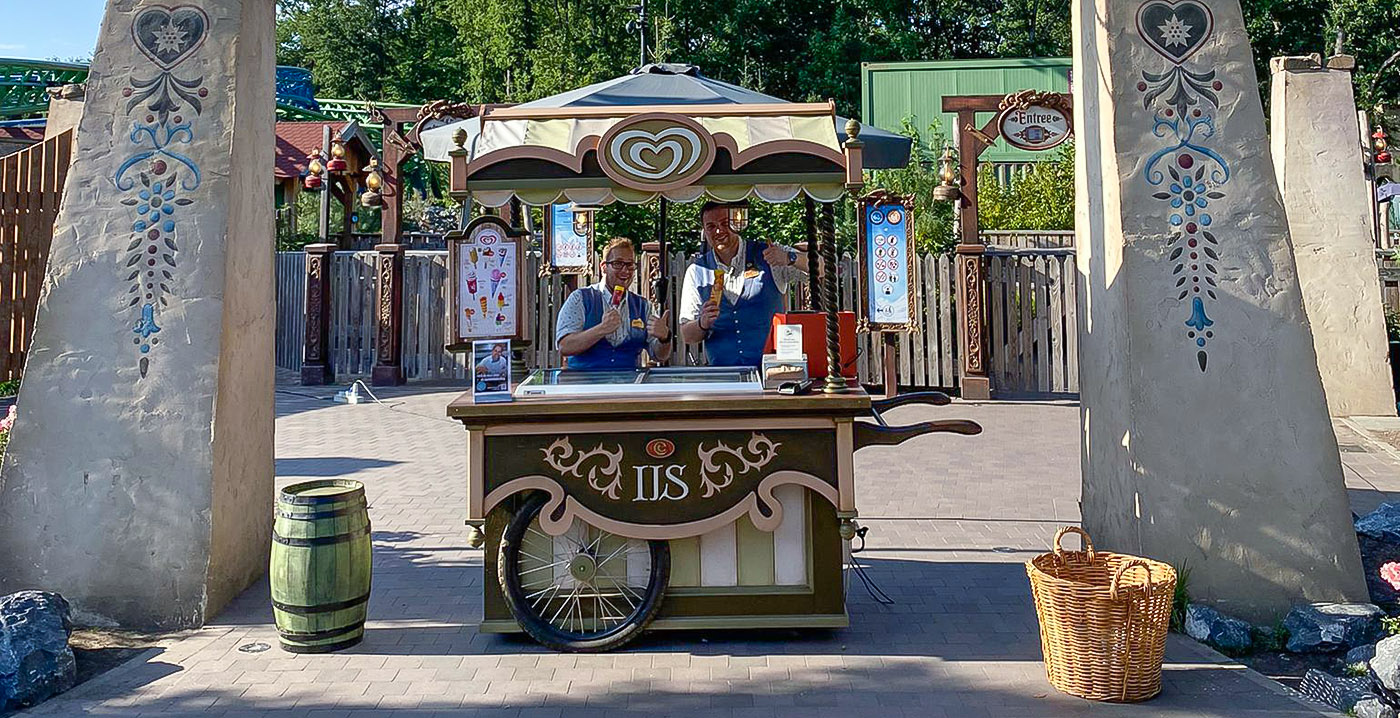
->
499, 493, 669, 652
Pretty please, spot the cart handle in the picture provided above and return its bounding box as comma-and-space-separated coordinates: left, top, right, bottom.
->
1052, 526, 1096, 565
870, 391, 952, 418
1110, 559, 1155, 601
853, 419, 981, 451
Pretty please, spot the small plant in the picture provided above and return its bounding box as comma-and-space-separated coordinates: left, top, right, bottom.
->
0, 379, 17, 397
1252, 622, 1290, 652
1383, 615, 1400, 637
0, 405, 13, 456
1386, 306, 1400, 344
1346, 661, 1370, 677
1170, 562, 1192, 633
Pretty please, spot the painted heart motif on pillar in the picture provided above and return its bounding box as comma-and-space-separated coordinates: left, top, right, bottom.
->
1135, 0, 1213, 64
132, 5, 209, 70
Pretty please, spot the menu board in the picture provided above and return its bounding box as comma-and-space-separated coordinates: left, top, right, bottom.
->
545, 203, 592, 273
448, 216, 527, 347
858, 193, 917, 331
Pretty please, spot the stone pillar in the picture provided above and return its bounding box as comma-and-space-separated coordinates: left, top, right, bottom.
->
370, 243, 405, 386
301, 242, 335, 385
1270, 55, 1397, 417
1073, 0, 1367, 621
0, 0, 276, 628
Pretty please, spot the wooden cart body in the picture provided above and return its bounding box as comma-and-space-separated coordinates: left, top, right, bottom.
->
449, 389, 871, 631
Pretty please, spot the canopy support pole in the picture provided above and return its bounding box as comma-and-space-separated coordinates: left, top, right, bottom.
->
654, 198, 669, 310
819, 203, 846, 393
805, 196, 820, 312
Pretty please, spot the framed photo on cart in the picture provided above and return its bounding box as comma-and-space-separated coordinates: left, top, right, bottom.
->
857, 191, 917, 332
447, 215, 529, 350
543, 203, 593, 274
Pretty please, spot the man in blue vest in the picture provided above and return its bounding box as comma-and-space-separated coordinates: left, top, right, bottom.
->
556, 237, 672, 370
678, 202, 809, 367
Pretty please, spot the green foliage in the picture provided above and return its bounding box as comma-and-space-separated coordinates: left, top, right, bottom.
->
1251, 622, 1290, 652
1346, 661, 1371, 677
0, 379, 17, 398
866, 119, 956, 255
976, 142, 1075, 232
1383, 615, 1400, 636
1385, 306, 1400, 343
1170, 562, 1191, 633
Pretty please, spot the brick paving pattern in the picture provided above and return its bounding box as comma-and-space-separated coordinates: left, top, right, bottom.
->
21, 380, 1396, 717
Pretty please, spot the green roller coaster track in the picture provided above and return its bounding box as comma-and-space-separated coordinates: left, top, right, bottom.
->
1, 58, 416, 136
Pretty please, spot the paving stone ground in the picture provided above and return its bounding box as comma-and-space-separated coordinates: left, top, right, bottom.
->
21, 380, 1400, 718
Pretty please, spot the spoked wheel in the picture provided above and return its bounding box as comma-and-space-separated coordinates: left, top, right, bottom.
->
498, 492, 670, 652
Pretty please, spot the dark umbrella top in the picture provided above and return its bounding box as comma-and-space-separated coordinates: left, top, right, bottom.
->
420, 64, 912, 170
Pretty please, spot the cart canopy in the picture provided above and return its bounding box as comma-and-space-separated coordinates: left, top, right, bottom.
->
420, 64, 912, 207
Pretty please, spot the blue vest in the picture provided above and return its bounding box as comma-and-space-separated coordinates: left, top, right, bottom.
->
694, 241, 784, 368
565, 286, 651, 371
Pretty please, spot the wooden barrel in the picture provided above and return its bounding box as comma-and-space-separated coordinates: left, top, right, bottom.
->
270, 479, 372, 653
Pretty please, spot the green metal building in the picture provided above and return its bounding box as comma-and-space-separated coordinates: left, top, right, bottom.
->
860, 58, 1072, 163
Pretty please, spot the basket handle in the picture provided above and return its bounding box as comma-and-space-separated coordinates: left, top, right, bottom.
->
1052, 526, 1096, 564
1110, 559, 1154, 601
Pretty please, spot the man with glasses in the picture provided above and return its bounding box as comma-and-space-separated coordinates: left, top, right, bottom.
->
679, 202, 809, 367
556, 237, 672, 370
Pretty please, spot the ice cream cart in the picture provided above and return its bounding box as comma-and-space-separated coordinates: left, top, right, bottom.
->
426, 64, 982, 651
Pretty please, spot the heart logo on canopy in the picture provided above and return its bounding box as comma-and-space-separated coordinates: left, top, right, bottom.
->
614, 128, 701, 180
1135, 0, 1213, 64
598, 115, 717, 192
132, 5, 209, 70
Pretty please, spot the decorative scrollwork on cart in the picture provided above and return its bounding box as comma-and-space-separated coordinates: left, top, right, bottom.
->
697, 433, 780, 498
542, 437, 625, 500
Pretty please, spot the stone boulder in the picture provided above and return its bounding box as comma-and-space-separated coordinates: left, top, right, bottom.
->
1284, 603, 1385, 653
0, 591, 75, 711
1351, 643, 1380, 666
1358, 695, 1400, 718
1358, 504, 1400, 544
1298, 668, 1374, 712
1370, 635, 1400, 694
1184, 603, 1253, 652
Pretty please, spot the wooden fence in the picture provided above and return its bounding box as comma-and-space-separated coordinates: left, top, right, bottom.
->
984, 248, 1079, 395
1, 131, 72, 382
275, 248, 971, 388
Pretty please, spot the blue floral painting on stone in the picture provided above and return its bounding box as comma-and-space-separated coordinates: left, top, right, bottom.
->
1134, 0, 1225, 373
117, 5, 208, 378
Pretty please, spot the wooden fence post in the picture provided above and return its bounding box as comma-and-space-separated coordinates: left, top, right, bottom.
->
371, 243, 405, 386
301, 243, 335, 385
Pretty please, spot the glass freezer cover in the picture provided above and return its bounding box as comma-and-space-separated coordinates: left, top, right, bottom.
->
514, 367, 762, 398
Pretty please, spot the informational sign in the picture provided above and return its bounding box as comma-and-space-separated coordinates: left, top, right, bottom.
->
775, 324, 803, 362
448, 216, 528, 348
472, 339, 512, 403
1378, 181, 1400, 203
545, 203, 592, 273
997, 90, 1072, 152
858, 192, 916, 331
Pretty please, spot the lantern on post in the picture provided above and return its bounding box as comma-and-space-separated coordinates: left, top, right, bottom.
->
327, 138, 349, 173
571, 205, 596, 237
360, 157, 385, 207
1375, 126, 1392, 165
303, 149, 325, 191
932, 145, 961, 202
728, 202, 750, 231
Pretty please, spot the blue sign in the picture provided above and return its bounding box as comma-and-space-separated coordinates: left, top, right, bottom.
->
863, 202, 912, 327
1378, 182, 1400, 204
548, 203, 591, 271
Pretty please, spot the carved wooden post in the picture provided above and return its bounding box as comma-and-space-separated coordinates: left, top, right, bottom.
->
640, 241, 661, 304
953, 109, 991, 400
301, 243, 334, 385
371, 243, 405, 386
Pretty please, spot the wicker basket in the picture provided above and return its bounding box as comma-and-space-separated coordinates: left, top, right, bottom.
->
1026, 526, 1177, 702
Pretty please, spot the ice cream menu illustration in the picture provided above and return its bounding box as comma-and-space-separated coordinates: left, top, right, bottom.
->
456, 219, 520, 340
